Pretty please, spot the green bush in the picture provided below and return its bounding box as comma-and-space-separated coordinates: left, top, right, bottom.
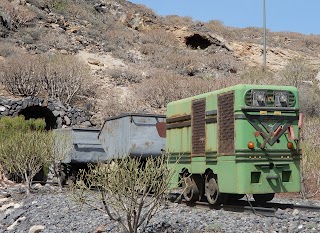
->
0, 116, 53, 194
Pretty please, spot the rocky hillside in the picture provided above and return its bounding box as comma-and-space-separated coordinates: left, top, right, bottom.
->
1, 0, 320, 126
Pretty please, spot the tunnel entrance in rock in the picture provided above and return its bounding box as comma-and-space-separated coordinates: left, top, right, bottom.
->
185, 34, 212, 49
19, 106, 57, 130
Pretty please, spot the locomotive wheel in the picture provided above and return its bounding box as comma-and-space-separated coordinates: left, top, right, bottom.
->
182, 175, 200, 202
205, 174, 220, 205
253, 193, 275, 204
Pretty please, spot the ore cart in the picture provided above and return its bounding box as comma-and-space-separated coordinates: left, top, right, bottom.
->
54, 127, 107, 181
98, 113, 166, 159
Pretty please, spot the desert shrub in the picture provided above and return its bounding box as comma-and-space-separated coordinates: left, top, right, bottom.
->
0, 0, 37, 27
108, 67, 143, 86
140, 29, 177, 47
0, 54, 43, 96
205, 20, 225, 34
206, 52, 242, 74
0, 116, 53, 194
135, 70, 240, 108
163, 15, 193, 27
300, 117, 320, 198
39, 30, 70, 51
240, 67, 275, 85
100, 88, 140, 119
278, 57, 319, 116
38, 53, 90, 103
0, 53, 90, 104
299, 85, 320, 117
72, 155, 176, 233
0, 41, 20, 57
278, 57, 316, 87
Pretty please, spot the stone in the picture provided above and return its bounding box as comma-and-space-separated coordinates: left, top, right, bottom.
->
292, 209, 299, 215
52, 110, 60, 117
0, 106, 6, 112
56, 117, 63, 128
7, 216, 26, 231
64, 116, 71, 125
0, 202, 14, 211
80, 121, 92, 128
28, 225, 45, 233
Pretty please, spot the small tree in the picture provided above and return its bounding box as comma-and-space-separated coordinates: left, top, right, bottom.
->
72, 155, 176, 233
0, 116, 53, 194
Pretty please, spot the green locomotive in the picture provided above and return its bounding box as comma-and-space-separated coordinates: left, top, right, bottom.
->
166, 84, 302, 204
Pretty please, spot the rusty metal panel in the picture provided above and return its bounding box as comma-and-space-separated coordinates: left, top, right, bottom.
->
192, 98, 206, 156
218, 91, 235, 155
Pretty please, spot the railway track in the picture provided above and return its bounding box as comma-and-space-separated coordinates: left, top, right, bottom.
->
36, 182, 320, 217
168, 193, 320, 217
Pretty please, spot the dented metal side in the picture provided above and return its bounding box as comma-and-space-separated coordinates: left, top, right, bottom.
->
98, 113, 166, 159
55, 128, 107, 164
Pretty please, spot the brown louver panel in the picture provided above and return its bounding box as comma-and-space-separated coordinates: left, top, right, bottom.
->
218, 91, 235, 155
192, 98, 206, 156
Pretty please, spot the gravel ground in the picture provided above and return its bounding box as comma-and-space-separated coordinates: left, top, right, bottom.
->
0, 185, 319, 233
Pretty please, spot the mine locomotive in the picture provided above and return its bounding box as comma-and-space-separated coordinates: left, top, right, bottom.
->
166, 84, 302, 204
58, 84, 302, 204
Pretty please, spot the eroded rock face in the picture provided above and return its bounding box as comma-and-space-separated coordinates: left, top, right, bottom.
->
0, 96, 96, 129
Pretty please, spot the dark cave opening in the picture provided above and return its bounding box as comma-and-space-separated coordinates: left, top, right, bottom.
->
185, 34, 212, 49
19, 106, 57, 130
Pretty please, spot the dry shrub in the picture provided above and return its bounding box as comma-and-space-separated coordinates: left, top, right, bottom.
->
100, 88, 140, 119
278, 57, 320, 116
0, 54, 42, 96
72, 155, 175, 233
139, 43, 162, 56
141, 29, 178, 47
0, 53, 90, 104
108, 67, 143, 86
39, 54, 90, 103
206, 52, 242, 74
240, 67, 275, 85
301, 117, 320, 198
163, 15, 193, 26
0, 0, 37, 27
135, 70, 240, 108
278, 57, 316, 87
299, 85, 320, 117
40, 30, 70, 50
0, 41, 20, 57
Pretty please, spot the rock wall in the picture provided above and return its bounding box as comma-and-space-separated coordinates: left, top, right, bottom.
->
0, 96, 95, 128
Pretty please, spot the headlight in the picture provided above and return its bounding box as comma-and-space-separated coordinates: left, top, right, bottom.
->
252, 91, 266, 106
275, 92, 288, 107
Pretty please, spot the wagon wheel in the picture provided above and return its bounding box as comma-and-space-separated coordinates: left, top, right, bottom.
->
205, 173, 220, 205
182, 175, 200, 202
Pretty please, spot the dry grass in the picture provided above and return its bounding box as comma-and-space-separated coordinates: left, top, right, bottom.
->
0, 0, 37, 27
301, 117, 320, 198
134, 69, 240, 108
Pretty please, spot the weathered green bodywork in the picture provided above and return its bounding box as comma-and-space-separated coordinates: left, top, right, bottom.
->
166, 84, 301, 194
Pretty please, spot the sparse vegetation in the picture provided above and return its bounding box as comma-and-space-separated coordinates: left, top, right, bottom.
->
72, 156, 176, 233
301, 118, 320, 198
0, 53, 90, 104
